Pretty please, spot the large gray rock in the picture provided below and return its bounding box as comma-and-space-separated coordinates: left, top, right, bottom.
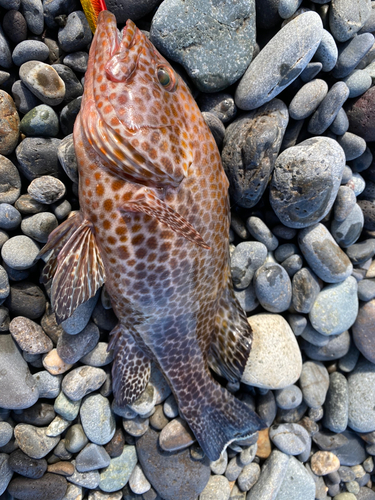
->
270, 137, 346, 229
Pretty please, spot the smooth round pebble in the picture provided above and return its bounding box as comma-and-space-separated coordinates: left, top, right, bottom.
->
19, 61, 65, 106
199, 475, 230, 500
99, 445, 137, 493
0, 204, 21, 230
299, 361, 330, 409
62, 366, 107, 401
269, 423, 310, 455
159, 417, 195, 452
64, 424, 88, 454
275, 385, 303, 410
21, 212, 58, 243
315, 29, 338, 72
348, 358, 375, 433
27, 175, 66, 204
230, 241, 267, 290
75, 443, 111, 473
12, 40, 49, 66
289, 79, 328, 120
323, 372, 349, 434
80, 394, 115, 446
9, 316, 53, 354
254, 262, 292, 313
20, 104, 59, 137
308, 82, 350, 135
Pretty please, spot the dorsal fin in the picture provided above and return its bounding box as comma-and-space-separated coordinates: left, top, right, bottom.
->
121, 187, 210, 249
208, 276, 253, 383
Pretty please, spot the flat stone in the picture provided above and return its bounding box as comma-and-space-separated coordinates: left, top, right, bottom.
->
150, 0, 256, 93
332, 430, 367, 466
19, 61, 65, 106
1, 235, 40, 270
98, 445, 137, 492
14, 424, 60, 459
299, 361, 330, 409
241, 313, 302, 389
159, 417, 196, 452
7, 472, 67, 500
80, 394, 115, 445
270, 138, 345, 228
301, 329, 351, 362
309, 277, 358, 336
235, 11, 323, 110
247, 449, 290, 500
136, 428, 210, 500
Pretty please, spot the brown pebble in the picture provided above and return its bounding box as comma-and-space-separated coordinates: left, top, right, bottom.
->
47, 461, 75, 476
0, 90, 20, 155
9, 316, 53, 354
104, 428, 125, 458
310, 451, 340, 475
159, 417, 196, 452
43, 349, 73, 375
149, 405, 169, 431
256, 428, 271, 459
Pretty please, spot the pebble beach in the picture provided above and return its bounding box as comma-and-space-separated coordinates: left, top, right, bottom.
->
1, 0, 375, 499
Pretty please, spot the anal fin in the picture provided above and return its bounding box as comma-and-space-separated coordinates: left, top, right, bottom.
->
121, 187, 210, 249
109, 324, 151, 406
38, 211, 106, 323
208, 277, 252, 383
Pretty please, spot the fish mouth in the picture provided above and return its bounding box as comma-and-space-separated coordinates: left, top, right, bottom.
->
96, 11, 137, 66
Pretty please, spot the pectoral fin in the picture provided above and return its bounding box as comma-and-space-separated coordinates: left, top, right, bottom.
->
109, 324, 151, 405
121, 188, 210, 249
208, 278, 253, 383
38, 211, 106, 323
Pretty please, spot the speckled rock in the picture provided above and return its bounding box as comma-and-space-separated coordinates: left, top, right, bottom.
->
222, 99, 288, 208
20, 104, 59, 137
9, 316, 53, 354
0, 91, 20, 155
346, 86, 375, 142
8, 449, 47, 479
98, 445, 137, 492
62, 366, 107, 401
270, 137, 345, 228
150, 0, 256, 93
80, 394, 116, 445
292, 268, 321, 314
254, 263, 292, 313
200, 475, 231, 500
329, 0, 372, 42
247, 449, 290, 500
15, 137, 61, 180
57, 322, 100, 364
136, 428, 210, 500
19, 61, 65, 106
311, 450, 340, 475
348, 358, 375, 433
58, 11, 92, 53
323, 372, 349, 433
298, 223, 353, 283
299, 361, 330, 409
315, 29, 338, 72
289, 80, 328, 120
269, 423, 309, 456
14, 424, 60, 459
301, 329, 351, 362
352, 299, 375, 363
241, 313, 302, 389
7, 473, 67, 500
235, 11, 323, 110
309, 277, 358, 336
308, 82, 350, 135
27, 175, 65, 204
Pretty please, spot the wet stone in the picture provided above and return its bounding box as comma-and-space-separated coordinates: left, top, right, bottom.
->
270, 137, 345, 228
0, 91, 20, 156
7, 472, 68, 500
9, 317, 53, 354
57, 322, 100, 364
309, 277, 358, 336
222, 99, 288, 208
136, 428, 210, 500
76, 443, 111, 472
62, 366, 107, 401
8, 448, 47, 479
235, 11, 323, 110
19, 61, 66, 106
99, 445, 137, 493
14, 424, 59, 459
254, 262, 292, 312
298, 223, 353, 283
65, 424, 88, 454
28, 175, 66, 205
20, 104, 59, 138
80, 394, 115, 446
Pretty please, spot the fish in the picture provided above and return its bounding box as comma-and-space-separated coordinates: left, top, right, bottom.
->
38, 6, 264, 461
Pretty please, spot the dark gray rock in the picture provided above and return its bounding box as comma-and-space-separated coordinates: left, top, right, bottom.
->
7, 472, 67, 500
57, 322, 100, 364
15, 137, 62, 181
292, 268, 320, 314
21, 0, 44, 35
197, 92, 237, 124
136, 428, 210, 500
352, 298, 375, 363
222, 99, 288, 208
308, 82, 350, 135
247, 449, 290, 500
150, 0, 256, 93
270, 137, 345, 228
333, 430, 367, 466
58, 11, 92, 52
8, 449, 47, 479
254, 262, 292, 313
329, 0, 372, 42
323, 372, 349, 433
20, 105, 59, 138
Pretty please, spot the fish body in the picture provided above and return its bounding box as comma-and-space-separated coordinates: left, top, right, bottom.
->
40, 10, 263, 460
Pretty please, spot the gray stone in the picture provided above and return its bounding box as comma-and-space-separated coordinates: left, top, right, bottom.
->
247, 449, 290, 500
75, 443, 111, 472
54, 391, 81, 421
8, 448, 47, 479
27, 175, 65, 205
58, 11, 92, 52
12, 40, 49, 66
275, 456, 315, 500
98, 445, 137, 492
269, 423, 310, 455
323, 372, 349, 434
309, 277, 358, 335
308, 82, 350, 135
200, 475, 231, 500
33, 371, 62, 398
275, 385, 303, 410
254, 262, 292, 313
9, 316, 53, 354
45, 415, 70, 437
337, 132, 367, 162
20, 104, 59, 138
331, 107, 349, 135
352, 299, 375, 363
235, 11, 323, 110
0, 155, 21, 204
333, 33, 375, 79
150, 0, 256, 93
128, 462, 151, 495
0, 203, 21, 230
136, 428, 210, 500
222, 99, 288, 208
300, 361, 330, 409
57, 322, 100, 364
298, 223, 353, 283
62, 366, 107, 401
64, 424, 88, 454
333, 430, 367, 466
80, 342, 113, 367
289, 79, 328, 120
0, 422, 13, 448
334, 186, 357, 222
291, 267, 320, 314
67, 460, 100, 489
14, 424, 59, 459
198, 92, 237, 124
246, 217, 278, 251
270, 138, 345, 228
80, 394, 116, 445
301, 329, 351, 361
301, 321, 330, 347
230, 241, 267, 290
21, 212, 58, 243
348, 358, 375, 432
61, 290, 100, 335
202, 112, 225, 148
315, 29, 338, 72
15, 137, 61, 180
57, 134, 78, 184
329, 0, 372, 42
343, 69, 372, 98
0, 335, 39, 410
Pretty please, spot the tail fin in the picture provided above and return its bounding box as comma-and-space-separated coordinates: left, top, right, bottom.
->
182, 385, 264, 462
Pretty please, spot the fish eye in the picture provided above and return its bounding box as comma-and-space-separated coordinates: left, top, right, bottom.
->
156, 65, 177, 92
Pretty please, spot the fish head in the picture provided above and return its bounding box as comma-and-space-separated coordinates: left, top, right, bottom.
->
82, 11, 202, 187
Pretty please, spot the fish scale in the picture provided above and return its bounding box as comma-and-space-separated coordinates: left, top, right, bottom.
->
39, 9, 264, 460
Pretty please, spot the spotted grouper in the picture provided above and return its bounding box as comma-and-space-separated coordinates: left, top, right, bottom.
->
39, 7, 263, 460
